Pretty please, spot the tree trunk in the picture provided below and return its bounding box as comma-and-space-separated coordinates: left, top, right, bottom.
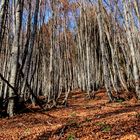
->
7, 0, 22, 117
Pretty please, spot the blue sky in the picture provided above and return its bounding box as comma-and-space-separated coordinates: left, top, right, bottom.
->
20, 0, 139, 31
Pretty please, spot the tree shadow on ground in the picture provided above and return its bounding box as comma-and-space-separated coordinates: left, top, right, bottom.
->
37, 104, 140, 140
93, 104, 140, 120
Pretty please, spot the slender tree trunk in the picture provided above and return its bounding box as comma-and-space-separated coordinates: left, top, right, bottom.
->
97, 0, 114, 101
123, 0, 140, 98
7, 0, 22, 117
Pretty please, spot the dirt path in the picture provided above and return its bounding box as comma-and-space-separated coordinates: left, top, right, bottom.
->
0, 90, 140, 140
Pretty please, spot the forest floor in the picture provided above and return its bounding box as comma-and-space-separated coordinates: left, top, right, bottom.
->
1, 90, 140, 140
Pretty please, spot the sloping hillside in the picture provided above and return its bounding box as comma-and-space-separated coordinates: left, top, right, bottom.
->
0, 90, 140, 140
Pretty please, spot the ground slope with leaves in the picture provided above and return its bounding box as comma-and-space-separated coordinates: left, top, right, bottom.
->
0, 90, 140, 140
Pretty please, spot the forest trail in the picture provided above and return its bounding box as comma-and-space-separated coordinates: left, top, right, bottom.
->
0, 90, 140, 140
